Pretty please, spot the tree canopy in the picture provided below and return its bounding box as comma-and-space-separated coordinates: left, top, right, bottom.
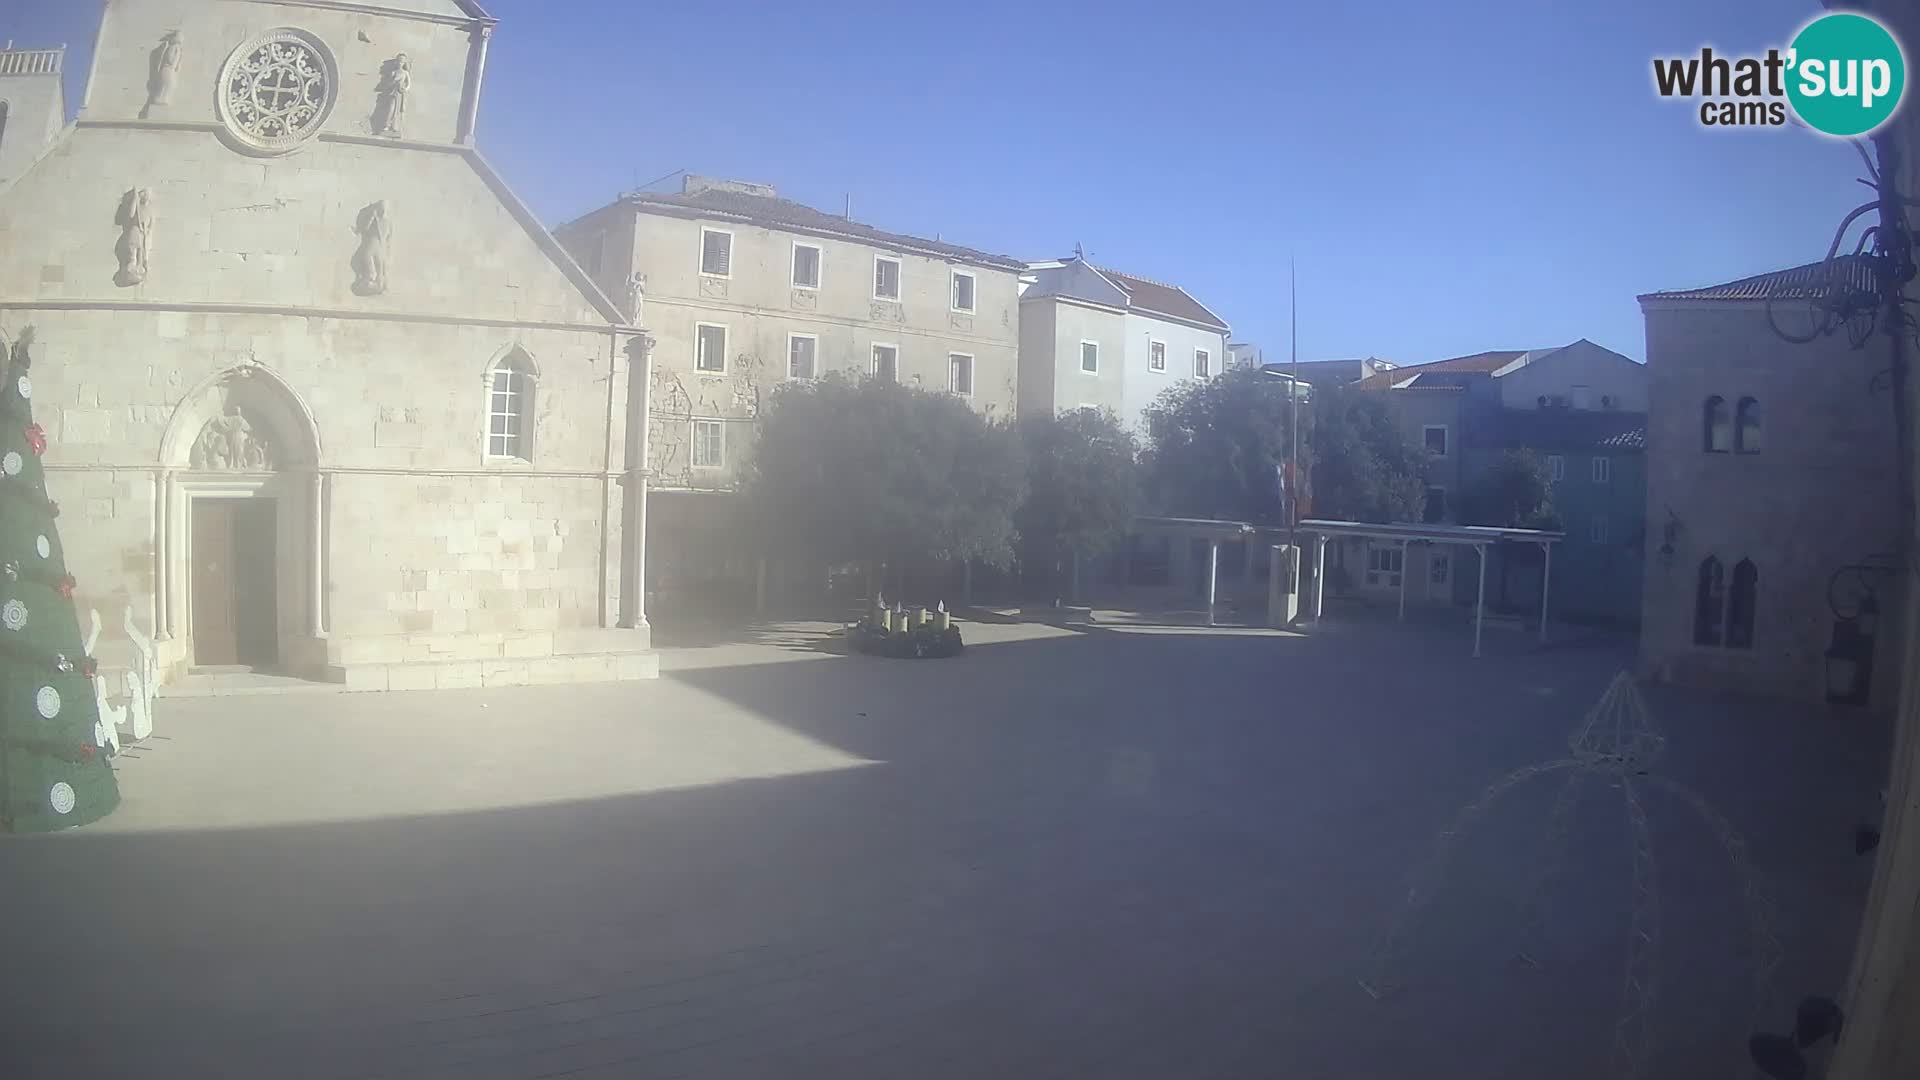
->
1304, 389, 1427, 524
1142, 367, 1299, 523
1016, 407, 1141, 572
744, 374, 1025, 572
1459, 448, 1561, 530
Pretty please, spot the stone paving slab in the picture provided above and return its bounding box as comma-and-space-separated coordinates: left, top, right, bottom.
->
0, 616, 1888, 1079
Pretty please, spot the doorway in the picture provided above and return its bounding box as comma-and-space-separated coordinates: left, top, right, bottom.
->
191, 498, 279, 668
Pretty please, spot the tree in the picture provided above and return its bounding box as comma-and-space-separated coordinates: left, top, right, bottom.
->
1306, 389, 1428, 524
1142, 367, 1299, 523
1460, 448, 1561, 529
1016, 407, 1140, 592
0, 329, 120, 832
744, 373, 1025, 587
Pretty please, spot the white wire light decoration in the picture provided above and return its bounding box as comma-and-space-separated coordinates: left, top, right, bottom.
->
216, 29, 338, 154
1357, 672, 1782, 1080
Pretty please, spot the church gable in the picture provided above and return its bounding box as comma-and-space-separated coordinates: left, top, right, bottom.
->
0, 127, 620, 328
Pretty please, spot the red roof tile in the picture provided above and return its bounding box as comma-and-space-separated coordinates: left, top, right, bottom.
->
1637, 254, 1887, 302
1354, 349, 1525, 389
619, 189, 1024, 271
1092, 267, 1229, 330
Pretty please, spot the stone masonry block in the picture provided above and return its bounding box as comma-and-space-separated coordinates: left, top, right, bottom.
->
435, 662, 485, 690
343, 664, 390, 692
502, 631, 553, 658
481, 661, 529, 687
386, 665, 438, 692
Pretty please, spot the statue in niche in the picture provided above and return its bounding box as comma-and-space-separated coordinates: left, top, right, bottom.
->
626, 272, 647, 324
140, 30, 183, 119
351, 200, 392, 296
113, 188, 153, 287
370, 53, 411, 137
190, 405, 273, 471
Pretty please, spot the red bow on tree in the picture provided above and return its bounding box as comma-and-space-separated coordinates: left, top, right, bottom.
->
80, 656, 98, 678
57, 574, 76, 598
24, 423, 47, 456
77, 743, 96, 761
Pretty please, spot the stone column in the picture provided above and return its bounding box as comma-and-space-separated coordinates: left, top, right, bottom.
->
309, 469, 327, 637
152, 467, 172, 641
619, 334, 654, 630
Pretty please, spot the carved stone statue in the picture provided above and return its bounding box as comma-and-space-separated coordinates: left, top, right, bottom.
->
141, 30, 183, 119
190, 406, 273, 471
351, 200, 391, 296
626, 272, 647, 324
370, 53, 411, 137
113, 188, 153, 287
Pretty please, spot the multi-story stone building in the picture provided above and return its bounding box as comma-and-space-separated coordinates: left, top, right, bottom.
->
555, 177, 1023, 614
1017, 255, 1230, 431
1637, 257, 1903, 711
1345, 340, 1647, 624
0, 44, 68, 186
0, 1, 657, 695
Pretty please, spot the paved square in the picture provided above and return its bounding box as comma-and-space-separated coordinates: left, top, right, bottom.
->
0, 616, 1886, 1078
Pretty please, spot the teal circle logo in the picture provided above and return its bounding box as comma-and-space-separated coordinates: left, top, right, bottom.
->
1787, 13, 1906, 137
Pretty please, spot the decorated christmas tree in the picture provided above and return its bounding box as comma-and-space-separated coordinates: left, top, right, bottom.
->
0, 328, 120, 832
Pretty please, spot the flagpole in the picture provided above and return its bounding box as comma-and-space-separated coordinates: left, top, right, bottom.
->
1288, 257, 1299, 557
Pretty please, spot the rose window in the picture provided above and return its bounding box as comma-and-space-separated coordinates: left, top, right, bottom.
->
217, 30, 337, 153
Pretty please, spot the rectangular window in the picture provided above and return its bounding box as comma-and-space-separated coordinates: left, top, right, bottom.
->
1571, 384, 1591, 410
1430, 551, 1451, 586
694, 323, 727, 373
1080, 341, 1100, 373
871, 343, 898, 383
487, 368, 529, 460
699, 228, 732, 277
1194, 349, 1211, 379
1590, 515, 1609, 544
873, 256, 902, 301
1423, 425, 1449, 457
1548, 454, 1566, 482
949, 352, 974, 396
791, 242, 822, 289
950, 270, 976, 313
1365, 544, 1403, 588
1150, 340, 1166, 372
1591, 456, 1611, 483
1423, 485, 1447, 523
691, 420, 724, 469
787, 333, 817, 380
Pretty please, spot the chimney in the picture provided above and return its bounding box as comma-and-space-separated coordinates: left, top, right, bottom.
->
682, 175, 777, 198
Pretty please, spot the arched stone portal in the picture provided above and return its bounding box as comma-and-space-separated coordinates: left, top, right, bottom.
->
154, 364, 325, 679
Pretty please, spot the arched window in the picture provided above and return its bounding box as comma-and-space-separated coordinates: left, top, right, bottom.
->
486, 352, 536, 461
1694, 556, 1725, 645
1727, 559, 1758, 648
1735, 396, 1761, 454
1703, 396, 1731, 453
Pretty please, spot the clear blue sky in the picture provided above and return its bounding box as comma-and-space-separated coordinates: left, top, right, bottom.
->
4, 0, 1879, 363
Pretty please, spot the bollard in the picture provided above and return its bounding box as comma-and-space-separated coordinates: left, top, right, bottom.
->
936, 601, 951, 631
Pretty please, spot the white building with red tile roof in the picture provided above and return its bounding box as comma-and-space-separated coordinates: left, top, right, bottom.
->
1016, 255, 1230, 431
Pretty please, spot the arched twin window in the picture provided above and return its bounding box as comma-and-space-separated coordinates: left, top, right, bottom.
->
1703, 396, 1732, 453
1703, 395, 1760, 454
1734, 396, 1761, 454
1694, 555, 1757, 648
486, 350, 537, 461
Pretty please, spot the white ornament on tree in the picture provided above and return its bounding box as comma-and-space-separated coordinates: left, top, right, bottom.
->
16, 374, 30, 399
48, 782, 76, 815
1, 450, 20, 476
35, 685, 60, 719
2, 598, 26, 631
36, 534, 51, 559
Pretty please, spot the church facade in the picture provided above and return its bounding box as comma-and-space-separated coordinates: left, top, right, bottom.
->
0, 0, 657, 693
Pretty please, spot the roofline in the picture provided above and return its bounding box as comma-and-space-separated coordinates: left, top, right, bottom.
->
611, 194, 1025, 272
1123, 306, 1230, 334
1298, 519, 1565, 544
1090, 262, 1231, 331
1023, 292, 1129, 318
465, 150, 632, 329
